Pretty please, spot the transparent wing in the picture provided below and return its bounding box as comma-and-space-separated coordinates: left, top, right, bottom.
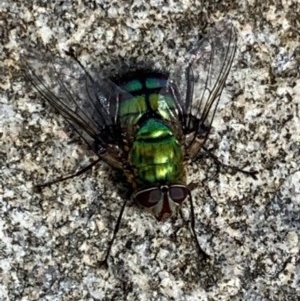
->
170, 20, 237, 157
21, 49, 130, 167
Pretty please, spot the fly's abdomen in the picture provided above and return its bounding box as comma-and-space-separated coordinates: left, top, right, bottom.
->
118, 75, 177, 126
130, 118, 184, 185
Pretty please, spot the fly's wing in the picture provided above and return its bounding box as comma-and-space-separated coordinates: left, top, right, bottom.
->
169, 20, 237, 158
21, 49, 129, 168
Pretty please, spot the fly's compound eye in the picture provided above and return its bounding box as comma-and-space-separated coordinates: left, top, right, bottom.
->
169, 185, 190, 204
134, 188, 162, 208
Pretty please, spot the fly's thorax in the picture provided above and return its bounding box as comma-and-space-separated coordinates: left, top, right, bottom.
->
129, 118, 185, 185
134, 184, 191, 220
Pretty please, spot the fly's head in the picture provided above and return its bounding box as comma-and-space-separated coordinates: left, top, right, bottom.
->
134, 184, 191, 221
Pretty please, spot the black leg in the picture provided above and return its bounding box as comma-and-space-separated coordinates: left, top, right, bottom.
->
188, 191, 209, 260
98, 198, 128, 267
202, 147, 258, 179
34, 158, 102, 191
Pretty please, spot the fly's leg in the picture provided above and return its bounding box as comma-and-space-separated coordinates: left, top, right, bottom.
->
187, 190, 209, 261
34, 158, 102, 191
98, 198, 128, 267
202, 147, 258, 179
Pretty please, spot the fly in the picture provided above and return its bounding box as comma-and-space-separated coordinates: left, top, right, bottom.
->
21, 20, 257, 266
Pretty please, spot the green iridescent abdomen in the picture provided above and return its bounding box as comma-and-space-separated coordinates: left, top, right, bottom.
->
130, 118, 183, 185
117, 74, 184, 187
118, 76, 177, 126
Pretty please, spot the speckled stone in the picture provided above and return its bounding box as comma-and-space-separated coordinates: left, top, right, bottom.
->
0, 1, 299, 300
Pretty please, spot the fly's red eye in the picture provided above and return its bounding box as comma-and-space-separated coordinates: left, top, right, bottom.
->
134, 188, 161, 208
148, 189, 162, 204
169, 185, 189, 203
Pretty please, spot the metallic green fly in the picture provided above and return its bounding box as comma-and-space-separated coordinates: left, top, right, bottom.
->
22, 20, 256, 265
